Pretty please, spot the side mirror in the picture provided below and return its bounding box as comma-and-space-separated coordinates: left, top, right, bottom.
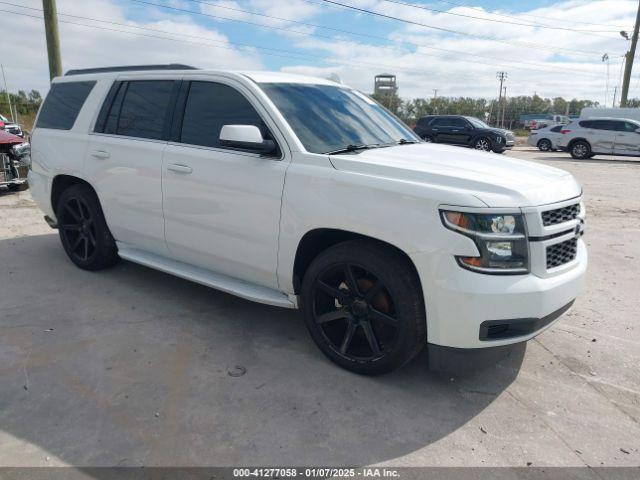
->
635, 128, 640, 134
219, 125, 277, 155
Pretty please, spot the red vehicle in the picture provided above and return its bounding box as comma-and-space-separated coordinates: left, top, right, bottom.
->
0, 129, 30, 191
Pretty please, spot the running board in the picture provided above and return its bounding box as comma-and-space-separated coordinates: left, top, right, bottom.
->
117, 244, 296, 309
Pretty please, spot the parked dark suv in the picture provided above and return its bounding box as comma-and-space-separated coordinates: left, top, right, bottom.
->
413, 115, 515, 153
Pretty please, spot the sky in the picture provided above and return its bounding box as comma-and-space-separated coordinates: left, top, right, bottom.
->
0, 0, 639, 103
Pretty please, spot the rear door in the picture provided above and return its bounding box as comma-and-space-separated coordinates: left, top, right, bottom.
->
86, 78, 179, 256
580, 120, 614, 154
161, 78, 289, 289
430, 117, 460, 143
613, 120, 640, 156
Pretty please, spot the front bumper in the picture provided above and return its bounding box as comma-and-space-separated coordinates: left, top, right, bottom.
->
410, 236, 587, 349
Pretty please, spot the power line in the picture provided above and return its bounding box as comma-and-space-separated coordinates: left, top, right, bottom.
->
377, 0, 622, 35
133, 0, 607, 78
320, 0, 606, 56
0, 6, 565, 86
2, 5, 605, 93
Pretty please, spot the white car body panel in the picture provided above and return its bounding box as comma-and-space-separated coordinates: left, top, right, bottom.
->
29, 68, 587, 350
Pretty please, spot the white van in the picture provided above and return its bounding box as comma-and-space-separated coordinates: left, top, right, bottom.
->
29, 65, 587, 374
580, 107, 640, 122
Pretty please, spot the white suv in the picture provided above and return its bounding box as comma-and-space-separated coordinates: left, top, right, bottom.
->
29, 66, 587, 374
557, 117, 640, 159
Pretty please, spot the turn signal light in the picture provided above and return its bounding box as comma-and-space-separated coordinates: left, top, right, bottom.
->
459, 257, 483, 267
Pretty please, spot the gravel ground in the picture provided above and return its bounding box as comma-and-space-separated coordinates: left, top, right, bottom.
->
0, 146, 638, 469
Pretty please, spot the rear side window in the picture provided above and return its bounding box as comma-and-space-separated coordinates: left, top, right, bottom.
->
117, 81, 175, 140
579, 120, 594, 128
180, 82, 264, 149
550, 125, 562, 132
36, 81, 96, 130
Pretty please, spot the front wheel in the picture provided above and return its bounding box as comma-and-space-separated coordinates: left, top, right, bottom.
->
56, 184, 119, 270
300, 240, 426, 375
474, 137, 492, 151
570, 140, 591, 159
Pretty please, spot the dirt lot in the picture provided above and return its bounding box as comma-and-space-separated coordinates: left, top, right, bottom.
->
0, 147, 638, 468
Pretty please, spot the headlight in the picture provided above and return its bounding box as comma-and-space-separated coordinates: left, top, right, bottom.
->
441, 210, 529, 274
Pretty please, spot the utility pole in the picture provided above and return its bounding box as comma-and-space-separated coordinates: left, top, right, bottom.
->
42, 0, 62, 81
621, 0, 640, 107
1, 64, 14, 123
432, 89, 438, 114
496, 72, 507, 127
501, 86, 507, 129
613, 86, 618, 107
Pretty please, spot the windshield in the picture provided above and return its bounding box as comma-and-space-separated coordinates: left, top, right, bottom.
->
466, 117, 490, 129
259, 83, 418, 154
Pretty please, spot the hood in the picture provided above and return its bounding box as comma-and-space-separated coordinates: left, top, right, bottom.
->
329, 143, 581, 208
487, 127, 514, 137
0, 129, 24, 145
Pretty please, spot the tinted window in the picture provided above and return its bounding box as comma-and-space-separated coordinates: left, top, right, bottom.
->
36, 81, 96, 130
579, 120, 594, 128
550, 125, 562, 132
617, 121, 639, 132
116, 81, 175, 140
432, 118, 449, 127
417, 117, 433, 126
450, 118, 468, 128
259, 83, 416, 154
180, 82, 264, 149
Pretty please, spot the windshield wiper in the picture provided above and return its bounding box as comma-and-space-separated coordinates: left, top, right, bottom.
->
324, 144, 382, 155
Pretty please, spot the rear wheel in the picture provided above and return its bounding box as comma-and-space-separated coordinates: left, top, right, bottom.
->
474, 137, 492, 151
56, 184, 119, 270
537, 139, 552, 151
421, 135, 434, 143
569, 140, 591, 159
301, 240, 426, 375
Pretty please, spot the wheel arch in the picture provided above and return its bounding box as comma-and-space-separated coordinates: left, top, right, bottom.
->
537, 137, 551, 147
567, 137, 590, 150
51, 175, 97, 215
291, 228, 422, 296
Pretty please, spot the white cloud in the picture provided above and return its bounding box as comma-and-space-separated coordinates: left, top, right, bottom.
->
1, 0, 639, 104
0, 0, 263, 94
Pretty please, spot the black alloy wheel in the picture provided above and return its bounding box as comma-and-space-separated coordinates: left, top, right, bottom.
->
56, 184, 119, 270
312, 262, 398, 362
59, 195, 98, 263
301, 240, 426, 375
422, 135, 434, 143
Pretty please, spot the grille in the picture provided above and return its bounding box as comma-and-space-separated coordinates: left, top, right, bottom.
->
541, 203, 580, 226
546, 238, 578, 269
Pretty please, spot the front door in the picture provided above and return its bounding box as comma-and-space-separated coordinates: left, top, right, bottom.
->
162, 80, 289, 289
587, 120, 616, 154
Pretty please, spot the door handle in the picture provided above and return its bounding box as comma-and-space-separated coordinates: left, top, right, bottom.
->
91, 150, 110, 159
167, 164, 193, 174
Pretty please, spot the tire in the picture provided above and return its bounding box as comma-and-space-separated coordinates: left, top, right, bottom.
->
7, 182, 29, 192
492, 149, 506, 154
473, 137, 492, 151
537, 139, 552, 152
300, 239, 426, 375
56, 184, 119, 270
569, 140, 591, 159
422, 135, 434, 143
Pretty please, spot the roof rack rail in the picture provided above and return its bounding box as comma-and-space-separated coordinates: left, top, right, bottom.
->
65, 64, 198, 76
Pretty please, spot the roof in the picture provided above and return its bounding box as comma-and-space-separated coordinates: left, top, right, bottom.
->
55, 67, 342, 87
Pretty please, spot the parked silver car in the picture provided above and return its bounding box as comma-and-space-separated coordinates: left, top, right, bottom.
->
557, 117, 640, 159
527, 125, 563, 151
